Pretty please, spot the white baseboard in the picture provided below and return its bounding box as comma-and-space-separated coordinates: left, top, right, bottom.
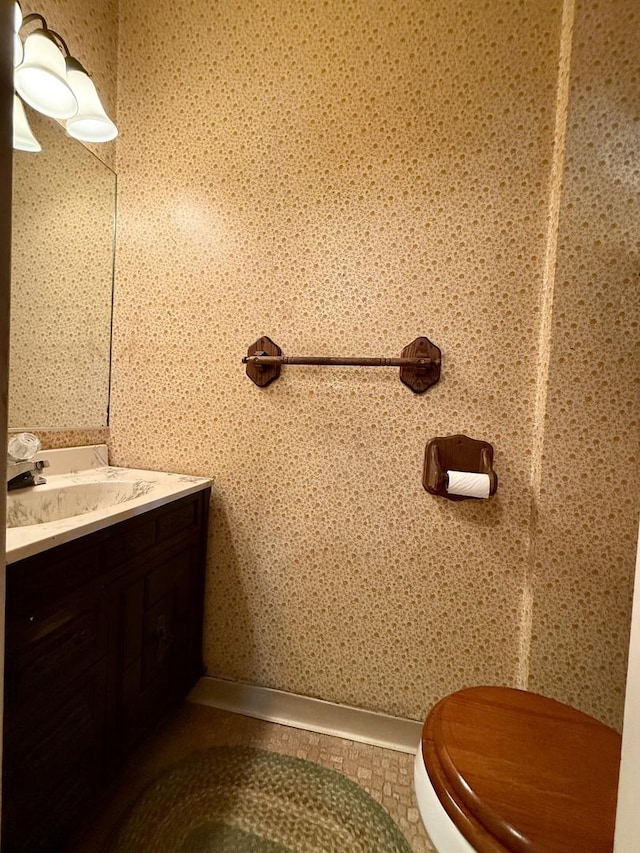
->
187, 676, 423, 755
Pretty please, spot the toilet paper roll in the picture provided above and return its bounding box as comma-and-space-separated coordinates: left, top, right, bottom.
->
446, 470, 491, 499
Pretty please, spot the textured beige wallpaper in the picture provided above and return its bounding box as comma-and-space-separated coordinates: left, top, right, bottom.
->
10, 109, 114, 429
528, 0, 640, 724
112, 0, 563, 721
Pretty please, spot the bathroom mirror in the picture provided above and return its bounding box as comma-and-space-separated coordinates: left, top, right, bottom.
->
9, 106, 116, 430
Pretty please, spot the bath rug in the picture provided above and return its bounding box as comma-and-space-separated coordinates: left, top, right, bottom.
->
108, 744, 411, 853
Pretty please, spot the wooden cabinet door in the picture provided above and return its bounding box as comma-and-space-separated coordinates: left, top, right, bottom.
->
2, 662, 108, 852
119, 541, 204, 749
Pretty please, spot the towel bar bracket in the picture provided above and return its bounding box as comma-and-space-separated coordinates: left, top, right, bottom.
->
243, 336, 441, 393
398, 336, 441, 394
244, 336, 283, 387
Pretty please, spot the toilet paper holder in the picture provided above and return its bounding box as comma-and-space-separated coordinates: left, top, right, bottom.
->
423, 434, 498, 501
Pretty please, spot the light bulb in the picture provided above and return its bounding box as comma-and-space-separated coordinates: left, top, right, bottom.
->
14, 30, 78, 119
13, 95, 41, 152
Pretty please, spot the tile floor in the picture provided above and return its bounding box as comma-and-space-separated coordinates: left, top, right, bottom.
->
69, 701, 435, 852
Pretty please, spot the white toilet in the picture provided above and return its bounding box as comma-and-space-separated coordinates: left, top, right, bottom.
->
413, 686, 621, 852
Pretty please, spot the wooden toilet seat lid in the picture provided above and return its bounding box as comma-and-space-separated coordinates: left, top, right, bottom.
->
422, 686, 621, 853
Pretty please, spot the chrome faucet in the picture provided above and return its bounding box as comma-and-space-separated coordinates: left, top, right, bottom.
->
7, 459, 49, 490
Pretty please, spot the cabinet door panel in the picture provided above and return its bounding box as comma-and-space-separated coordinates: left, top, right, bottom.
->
120, 578, 144, 667
2, 662, 108, 853
5, 587, 109, 707
145, 547, 191, 613
142, 593, 178, 687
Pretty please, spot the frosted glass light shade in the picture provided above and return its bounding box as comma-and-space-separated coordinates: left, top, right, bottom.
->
65, 66, 118, 142
13, 2, 23, 65
13, 96, 41, 152
14, 32, 23, 67
14, 30, 78, 119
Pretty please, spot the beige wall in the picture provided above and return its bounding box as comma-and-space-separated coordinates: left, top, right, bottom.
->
528, 0, 640, 723
14, 0, 639, 728
10, 109, 114, 429
112, 0, 561, 721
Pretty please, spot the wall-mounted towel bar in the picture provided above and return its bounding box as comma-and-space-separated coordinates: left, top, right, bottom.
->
243, 336, 441, 393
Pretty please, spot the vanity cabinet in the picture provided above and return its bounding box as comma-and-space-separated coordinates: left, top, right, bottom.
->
2, 487, 211, 853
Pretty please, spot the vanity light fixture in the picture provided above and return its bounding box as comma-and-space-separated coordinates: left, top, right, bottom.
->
12, 94, 41, 152
12, 2, 117, 147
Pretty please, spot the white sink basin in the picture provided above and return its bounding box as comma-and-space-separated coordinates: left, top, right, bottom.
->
7, 480, 155, 528
5, 445, 212, 565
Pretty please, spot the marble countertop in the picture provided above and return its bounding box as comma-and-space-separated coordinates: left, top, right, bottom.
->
6, 445, 211, 564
